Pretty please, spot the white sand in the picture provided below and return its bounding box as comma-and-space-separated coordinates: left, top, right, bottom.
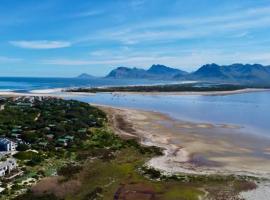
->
29, 88, 63, 94
239, 182, 270, 200
108, 88, 270, 96
100, 105, 270, 178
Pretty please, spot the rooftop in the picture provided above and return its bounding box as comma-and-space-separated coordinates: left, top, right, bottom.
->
0, 138, 14, 145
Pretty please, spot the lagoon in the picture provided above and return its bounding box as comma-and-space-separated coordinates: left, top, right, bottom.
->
71, 91, 270, 137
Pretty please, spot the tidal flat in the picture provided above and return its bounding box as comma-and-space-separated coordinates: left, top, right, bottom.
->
100, 105, 270, 177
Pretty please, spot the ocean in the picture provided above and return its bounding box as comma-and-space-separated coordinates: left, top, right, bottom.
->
0, 77, 170, 92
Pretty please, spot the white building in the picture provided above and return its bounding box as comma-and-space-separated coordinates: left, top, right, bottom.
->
0, 158, 17, 177
0, 138, 17, 152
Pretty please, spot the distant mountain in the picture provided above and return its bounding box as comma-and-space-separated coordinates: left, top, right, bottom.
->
106, 67, 149, 79
147, 64, 188, 77
187, 63, 270, 85
106, 64, 188, 79
77, 73, 96, 79
190, 64, 230, 80
80, 63, 270, 86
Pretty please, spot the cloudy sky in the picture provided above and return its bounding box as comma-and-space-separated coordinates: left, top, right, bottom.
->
1, 0, 270, 77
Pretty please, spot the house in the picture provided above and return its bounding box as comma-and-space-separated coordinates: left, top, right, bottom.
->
0, 158, 17, 177
46, 134, 54, 140
57, 138, 68, 146
12, 126, 22, 133
11, 133, 21, 138
0, 138, 17, 152
64, 135, 74, 141
38, 142, 48, 148
0, 104, 5, 111
16, 102, 33, 108
78, 128, 87, 134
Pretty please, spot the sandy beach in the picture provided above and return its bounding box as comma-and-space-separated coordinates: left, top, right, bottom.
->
0, 90, 93, 97
99, 105, 270, 178
0, 87, 268, 98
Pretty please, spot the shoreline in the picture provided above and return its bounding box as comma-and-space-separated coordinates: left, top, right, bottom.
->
0, 90, 93, 97
0, 87, 268, 98
66, 88, 270, 96
98, 104, 270, 178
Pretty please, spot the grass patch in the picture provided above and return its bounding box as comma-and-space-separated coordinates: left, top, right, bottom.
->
164, 187, 204, 200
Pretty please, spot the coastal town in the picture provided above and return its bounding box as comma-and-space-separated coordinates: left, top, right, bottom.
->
0, 96, 107, 199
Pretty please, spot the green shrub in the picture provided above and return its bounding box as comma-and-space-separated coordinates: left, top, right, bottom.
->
13, 151, 38, 160
88, 129, 124, 149
57, 163, 82, 178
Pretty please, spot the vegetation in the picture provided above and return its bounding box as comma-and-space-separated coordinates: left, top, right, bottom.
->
13, 145, 257, 200
0, 97, 258, 200
0, 97, 106, 150
66, 83, 250, 93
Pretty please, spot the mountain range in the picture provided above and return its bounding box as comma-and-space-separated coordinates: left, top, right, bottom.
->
189, 63, 270, 85
106, 64, 187, 79
77, 63, 270, 86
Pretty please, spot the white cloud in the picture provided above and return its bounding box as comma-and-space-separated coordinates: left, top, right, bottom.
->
9, 40, 71, 49
42, 59, 95, 65
138, 6, 270, 29
38, 53, 217, 70
0, 56, 22, 63
230, 32, 249, 38
40, 49, 270, 72
72, 10, 104, 18
89, 47, 131, 57
130, 0, 146, 8
41, 56, 174, 66
77, 5, 270, 46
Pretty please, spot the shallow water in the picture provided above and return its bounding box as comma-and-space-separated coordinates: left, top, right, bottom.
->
70, 91, 270, 137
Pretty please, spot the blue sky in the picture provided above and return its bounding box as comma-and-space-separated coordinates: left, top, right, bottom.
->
1, 0, 270, 77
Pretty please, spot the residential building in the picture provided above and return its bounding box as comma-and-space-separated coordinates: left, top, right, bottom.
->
0, 158, 17, 177
0, 138, 17, 152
